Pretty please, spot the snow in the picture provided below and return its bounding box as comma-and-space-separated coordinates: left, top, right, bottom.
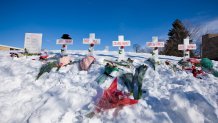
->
0, 50, 218, 123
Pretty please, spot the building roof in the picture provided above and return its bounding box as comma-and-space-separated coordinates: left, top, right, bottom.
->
0, 44, 23, 50
203, 34, 218, 39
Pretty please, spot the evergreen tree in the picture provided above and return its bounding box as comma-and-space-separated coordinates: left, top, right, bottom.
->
161, 19, 194, 57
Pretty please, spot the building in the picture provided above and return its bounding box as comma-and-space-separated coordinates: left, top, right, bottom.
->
0, 44, 23, 51
202, 34, 218, 60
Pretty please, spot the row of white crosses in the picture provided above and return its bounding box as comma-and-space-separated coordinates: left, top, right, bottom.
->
56, 33, 196, 61
146, 36, 197, 62
83, 34, 131, 60
82, 34, 131, 60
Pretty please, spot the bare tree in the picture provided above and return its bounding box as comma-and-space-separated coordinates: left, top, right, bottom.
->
133, 44, 141, 53
184, 20, 201, 56
139, 46, 153, 53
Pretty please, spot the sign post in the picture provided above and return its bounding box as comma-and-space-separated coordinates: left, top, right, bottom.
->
24, 33, 42, 54
56, 39, 73, 55
146, 36, 164, 62
178, 37, 196, 60
112, 35, 131, 61
83, 33, 100, 56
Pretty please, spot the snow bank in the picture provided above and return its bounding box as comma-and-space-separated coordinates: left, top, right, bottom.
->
0, 50, 217, 123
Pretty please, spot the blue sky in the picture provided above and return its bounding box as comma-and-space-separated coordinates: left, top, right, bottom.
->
0, 0, 218, 51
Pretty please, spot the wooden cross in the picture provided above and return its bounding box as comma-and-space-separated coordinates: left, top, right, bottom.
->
146, 36, 164, 62
112, 35, 131, 61
56, 39, 73, 55
178, 37, 196, 59
83, 33, 100, 56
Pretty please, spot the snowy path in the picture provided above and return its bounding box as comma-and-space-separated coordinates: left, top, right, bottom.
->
0, 51, 218, 123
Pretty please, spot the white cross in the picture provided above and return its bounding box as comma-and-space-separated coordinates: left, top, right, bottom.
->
178, 37, 196, 59
146, 36, 164, 62
83, 33, 101, 45
112, 35, 131, 61
56, 39, 73, 55
83, 33, 100, 56
112, 35, 131, 47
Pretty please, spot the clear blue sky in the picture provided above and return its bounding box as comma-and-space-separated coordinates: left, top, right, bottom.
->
0, 0, 218, 51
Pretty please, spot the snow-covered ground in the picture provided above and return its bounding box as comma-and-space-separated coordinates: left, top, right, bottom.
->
0, 50, 218, 123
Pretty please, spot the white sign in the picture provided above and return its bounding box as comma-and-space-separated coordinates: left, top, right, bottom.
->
147, 37, 165, 48
24, 33, 42, 54
147, 42, 165, 47
178, 37, 196, 59
112, 35, 131, 46
178, 44, 196, 50
56, 39, 73, 44
83, 33, 100, 44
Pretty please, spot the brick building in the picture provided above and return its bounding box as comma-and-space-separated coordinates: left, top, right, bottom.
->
202, 34, 218, 60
